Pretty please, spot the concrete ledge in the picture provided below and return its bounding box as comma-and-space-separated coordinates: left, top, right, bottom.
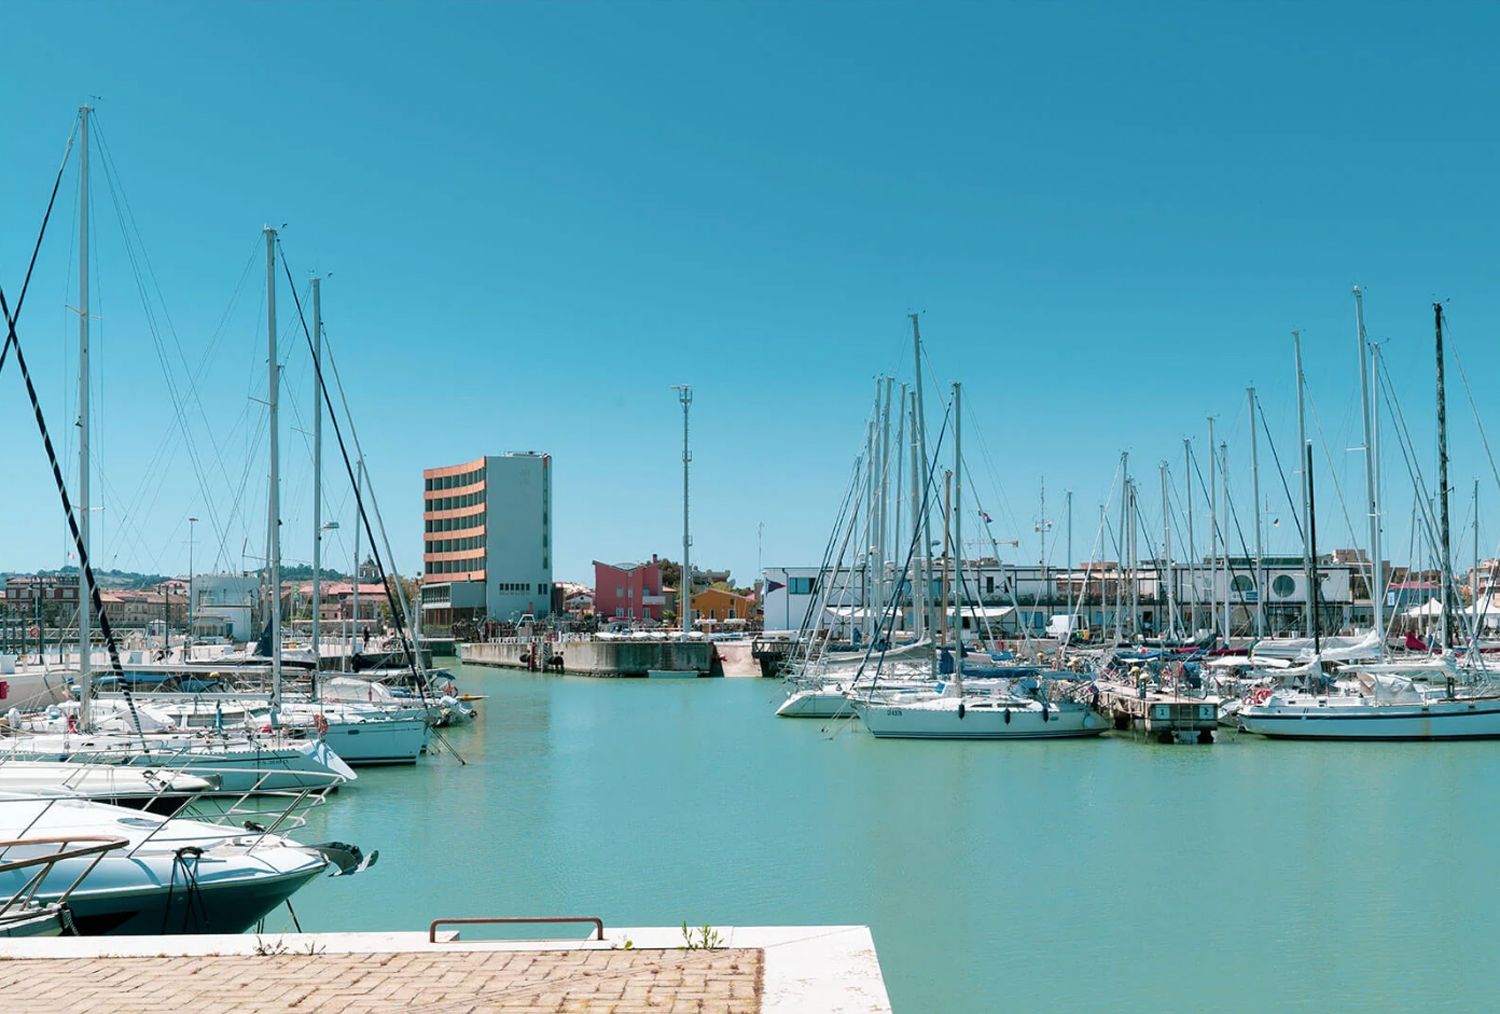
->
0, 925, 890, 1013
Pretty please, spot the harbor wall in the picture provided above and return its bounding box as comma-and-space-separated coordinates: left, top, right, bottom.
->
462, 638, 713, 676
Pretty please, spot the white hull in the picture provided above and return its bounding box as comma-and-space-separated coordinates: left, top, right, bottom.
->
0, 734, 355, 792
775, 688, 855, 718
855, 696, 1108, 740
1239, 696, 1500, 740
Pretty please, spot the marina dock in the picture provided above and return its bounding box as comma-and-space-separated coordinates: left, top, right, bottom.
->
0, 926, 889, 1013
463, 637, 715, 677
1095, 683, 1220, 743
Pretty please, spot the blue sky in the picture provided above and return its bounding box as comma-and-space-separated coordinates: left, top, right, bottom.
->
0, 1, 1497, 586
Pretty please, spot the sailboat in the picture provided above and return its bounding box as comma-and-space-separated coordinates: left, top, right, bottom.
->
1240, 297, 1500, 740
852, 379, 1108, 740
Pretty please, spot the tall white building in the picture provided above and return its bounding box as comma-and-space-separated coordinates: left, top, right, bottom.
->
421, 453, 553, 628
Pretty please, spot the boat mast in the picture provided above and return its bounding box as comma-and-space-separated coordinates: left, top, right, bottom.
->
910, 315, 934, 648
676, 384, 693, 640
1065, 489, 1074, 632
863, 392, 875, 639
1294, 329, 1312, 637
265, 226, 282, 720
1220, 440, 1231, 643
878, 376, 893, 634
1472, 480, 1481, 660
1353, 287, 1383, 658
952, 380, 963, 682
1207, 416, 1218, 644
1161, 462, 1174, 640
311, 276, 322, 675
1115, 453, 1127, 642
351, 456, 362, 665
1248, 387, 1264, 639
1372, 340, 1385, 642
908, 390, 923, 641
1185, 438, 1197, 634
1306, 442, 1321, 655
77, 104, 93, 732
1127, 479, 1138, 637
1434, 303, 1456, 651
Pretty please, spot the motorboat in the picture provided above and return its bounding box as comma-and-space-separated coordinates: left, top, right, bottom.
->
0, 793, 372, 934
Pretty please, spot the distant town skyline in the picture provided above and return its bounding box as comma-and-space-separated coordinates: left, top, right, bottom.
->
1, 2, 1498, 590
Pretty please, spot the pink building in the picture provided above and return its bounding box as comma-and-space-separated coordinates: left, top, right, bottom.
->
593, 558, 666, 621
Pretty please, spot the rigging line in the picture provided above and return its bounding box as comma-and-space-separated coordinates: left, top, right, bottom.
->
1303, 386, 1372, 594
92, 136, 234, 565
0, 124, 77, 381
0, 204, 146, 753
864, 401, 952, 688
1256, 399, 1304, 542
1442, 324, 1500, 498
276, 246, 422, 685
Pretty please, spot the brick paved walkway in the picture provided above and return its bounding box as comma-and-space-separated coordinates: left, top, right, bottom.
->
0, 947, 764, 1013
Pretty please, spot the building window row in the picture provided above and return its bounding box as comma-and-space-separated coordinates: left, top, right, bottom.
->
427, 490, 485, 512
429, 559, 483, 576
425, 534, 486, 554
425, 468, 484, 492
788, 577, 818, 595
498, 581, 550, 595
426, 515, 485, 534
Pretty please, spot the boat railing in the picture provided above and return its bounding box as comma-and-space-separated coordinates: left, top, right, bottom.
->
121, 768, 339, 860
0, 834, 129, 920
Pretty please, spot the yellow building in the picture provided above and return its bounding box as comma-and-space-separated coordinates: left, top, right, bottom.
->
691, 587, 756, 623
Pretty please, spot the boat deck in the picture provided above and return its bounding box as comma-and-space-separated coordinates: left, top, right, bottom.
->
0, 925, 887, 1013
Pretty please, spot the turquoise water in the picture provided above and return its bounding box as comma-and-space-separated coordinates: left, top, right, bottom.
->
286, 666, 1495, 1011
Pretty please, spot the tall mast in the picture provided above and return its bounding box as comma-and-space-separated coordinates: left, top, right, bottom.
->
677, 384, 693, 639
310, 276, 323, 677
952, 381, 963, 682
1220, 441, 1231, 642
1161, 462, 1174, 640
865, 387, 877, 639
1248, 387, 1264, 639
908, 390, 923, 640
351, 456, 361, 664
1127, 479, 1138, 636
1294, 329, 1312, 637
1208, 416, 1218, 644
265, 226, 282, 718
892, 382, 906, 632
910, 314, 933, 643
1472, 480, 1481, 659
1372, 340, 1385, 641
77, 105, 93, 731
1306, 442, 1321, 654
1115, 453, 1127, 641
1185, 438, 1197, 633
1353, 287, 1383, 657
877, 376, 893, 633
1435, 303, 1453, 650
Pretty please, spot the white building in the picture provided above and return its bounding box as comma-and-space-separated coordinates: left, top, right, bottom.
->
763, 556, 1359, 641
421, 453, 554, 628
190, 572, 262, 640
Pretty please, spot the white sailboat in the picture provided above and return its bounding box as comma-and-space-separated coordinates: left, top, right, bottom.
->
853, 378, 1108, 741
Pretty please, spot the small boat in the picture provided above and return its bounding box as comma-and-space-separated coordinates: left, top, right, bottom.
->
647, 669, 700, 679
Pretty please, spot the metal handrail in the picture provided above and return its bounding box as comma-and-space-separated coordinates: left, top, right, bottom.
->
428, 916, 605, 943
0, 834, 129, 918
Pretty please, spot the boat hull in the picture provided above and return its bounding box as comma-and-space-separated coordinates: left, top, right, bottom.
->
856, 699, 1108, 740
775, 688, 854, 718
1239, 699, 1500, 740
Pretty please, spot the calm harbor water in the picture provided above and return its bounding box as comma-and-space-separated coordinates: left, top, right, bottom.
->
288, 666, 1495, 1011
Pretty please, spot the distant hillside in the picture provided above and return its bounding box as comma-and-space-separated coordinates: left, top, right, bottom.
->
0, 566, 170, 589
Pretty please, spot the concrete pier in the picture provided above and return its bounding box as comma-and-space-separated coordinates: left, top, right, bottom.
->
0, 925, 889, 1013
463, 637, 714, 677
